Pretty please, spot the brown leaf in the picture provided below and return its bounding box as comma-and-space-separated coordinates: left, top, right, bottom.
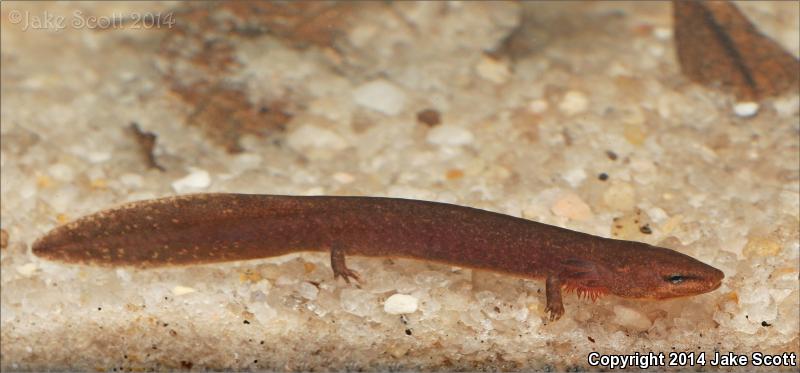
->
673, 1, 800, 100
157, 2, 354, 153
174, 83, 293, 153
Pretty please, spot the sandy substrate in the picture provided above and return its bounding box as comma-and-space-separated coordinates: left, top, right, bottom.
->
1, 2, 798, 371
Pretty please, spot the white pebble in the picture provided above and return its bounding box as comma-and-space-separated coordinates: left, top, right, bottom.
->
232, 153, 262, 170
475, 56, 510, 84
171, 168, 211, 193
559, 91, 589, 116
733, 102, 759, 117
550, 192, 593, 221
353, 79, 407, 116
340, 288, 376, 317
772, 95, 799, 117
287, 125, 348, 152
383, 294, 419, 314
172, 286, 197, 296
603, 182, 636, 211
646, 206, 668, 223
612, 305, 652, 331
86, 151, 111, 163
119, 173, 144, 188
115, 268, 132, 283
426, 125, 474, 146
297, 282, 319, 300
561, 168, 587, 188
16, 263, 38, 277
47, 164, 74, 182
527, 99, 549, 114
332, 172, 355, 184
653, 27, 672, 41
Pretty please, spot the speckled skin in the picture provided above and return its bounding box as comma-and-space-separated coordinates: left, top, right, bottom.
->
33, 193, 724, 320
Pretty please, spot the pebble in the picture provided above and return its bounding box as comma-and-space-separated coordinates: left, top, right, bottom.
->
426, 125, 474, 146
733, 102, 759, 117
610, 210, 646, 240
653, 27, 672, 41
86, 151, 111, 163
527, 99, 549, 114
287, 125, 348, 152
475, 55, 511, 84
171, 168, 211, 193
47, 164, 74, 182
384, 294, 419, 314
332, 172, 355, 184
16, 263, 38, 277
297, 282, 319, 301
603, 182, 636, 211
624, 123, 647, 145
558, 91, 589, 116
612, 305, 652, 331
353, 79, 407, 116
416, 109, 442, 126
232, 153, 262, 170
172, 285, 197, 296
646, 206, 668, 223
743, 236, 782, 258
119, 173, 144, 188
561, 168, 587, 188
340, 288, 376, 317
550, 192, 593, 221
772, 95, 799, 117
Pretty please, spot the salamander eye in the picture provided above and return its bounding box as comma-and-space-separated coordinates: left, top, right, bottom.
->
666, 275, 685, 284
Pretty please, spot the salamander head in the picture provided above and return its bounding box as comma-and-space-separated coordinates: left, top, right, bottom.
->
603, 242, 724, 300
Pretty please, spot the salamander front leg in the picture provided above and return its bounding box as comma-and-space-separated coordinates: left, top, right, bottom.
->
330, 245, 361, 284
544, 275, 565, 321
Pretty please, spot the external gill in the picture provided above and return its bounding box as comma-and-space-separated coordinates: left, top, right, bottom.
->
564, 283, 608, 302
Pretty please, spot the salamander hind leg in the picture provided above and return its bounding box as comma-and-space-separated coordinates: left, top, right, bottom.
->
330, 245, 361, 284
544, 275, 565, 322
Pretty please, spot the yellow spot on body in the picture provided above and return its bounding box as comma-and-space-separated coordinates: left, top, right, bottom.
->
57, 214, 70, 224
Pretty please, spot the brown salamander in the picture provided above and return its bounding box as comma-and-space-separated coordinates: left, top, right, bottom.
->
32, 193, 724, 320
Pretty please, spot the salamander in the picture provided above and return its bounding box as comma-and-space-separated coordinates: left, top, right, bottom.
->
32, 193, 725, 321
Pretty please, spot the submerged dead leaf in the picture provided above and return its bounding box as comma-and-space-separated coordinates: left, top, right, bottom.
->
173, 83, 293, 153
158, 2, 359, 153
673, 1, 800, 100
